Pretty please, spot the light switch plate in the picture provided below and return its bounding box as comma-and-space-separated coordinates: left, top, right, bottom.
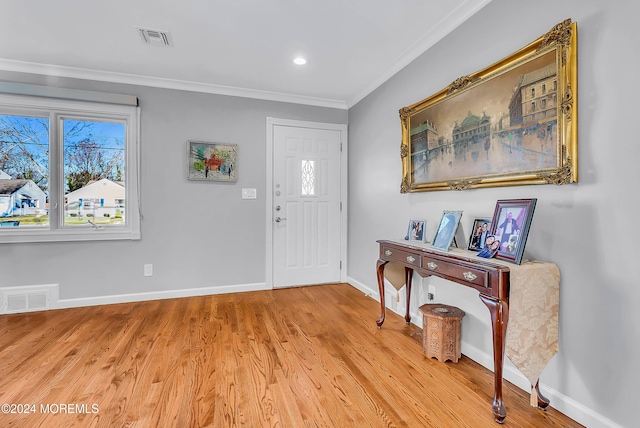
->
242, 188, 257, 199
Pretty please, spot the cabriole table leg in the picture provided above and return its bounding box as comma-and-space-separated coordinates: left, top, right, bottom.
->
479, 293, 509, 423
376, 259, 389, 328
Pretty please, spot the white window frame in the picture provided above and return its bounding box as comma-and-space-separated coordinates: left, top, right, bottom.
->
0, 92, 140, 243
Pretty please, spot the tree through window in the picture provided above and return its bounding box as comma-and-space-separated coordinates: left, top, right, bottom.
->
0, 91, 140, 242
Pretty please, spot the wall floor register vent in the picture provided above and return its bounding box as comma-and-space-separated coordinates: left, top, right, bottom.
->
0, 284, 58, 314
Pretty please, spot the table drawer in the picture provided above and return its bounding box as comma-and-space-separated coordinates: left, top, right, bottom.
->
381, 245, 421, 268
422, 256, 488, 288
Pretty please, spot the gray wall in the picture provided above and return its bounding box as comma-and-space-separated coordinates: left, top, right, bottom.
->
2, 0, 638, 426
347, 1, 639, 427
0, 71, 347, 299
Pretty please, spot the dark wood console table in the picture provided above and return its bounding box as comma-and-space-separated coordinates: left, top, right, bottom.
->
375, 239, 552, 423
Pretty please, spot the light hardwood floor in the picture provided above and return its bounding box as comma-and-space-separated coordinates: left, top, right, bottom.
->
0, 283, 582, 427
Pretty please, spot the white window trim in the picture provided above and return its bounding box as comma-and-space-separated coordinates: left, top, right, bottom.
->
0, 92, 141, 243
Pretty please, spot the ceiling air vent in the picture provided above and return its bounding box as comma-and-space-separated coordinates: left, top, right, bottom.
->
137, 27, 173, 47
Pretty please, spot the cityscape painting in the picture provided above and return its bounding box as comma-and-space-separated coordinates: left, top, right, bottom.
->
400, 19, 578, 192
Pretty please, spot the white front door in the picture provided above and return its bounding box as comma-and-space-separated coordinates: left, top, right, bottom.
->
269, 120, 344, 288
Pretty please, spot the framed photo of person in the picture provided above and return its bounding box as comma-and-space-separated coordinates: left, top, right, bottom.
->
490, 199, 537, 264
467, 218, 492, 251
407, 219, 426, 243
431, 211, 462, 251
477, 234, 500, 259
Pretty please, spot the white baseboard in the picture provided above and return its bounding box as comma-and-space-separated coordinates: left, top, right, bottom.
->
346, 276, 620, 428
55, 282, 270, 310
348, 277, 379, 298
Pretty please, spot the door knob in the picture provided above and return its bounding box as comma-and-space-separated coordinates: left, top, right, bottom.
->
275, 216, 287, 223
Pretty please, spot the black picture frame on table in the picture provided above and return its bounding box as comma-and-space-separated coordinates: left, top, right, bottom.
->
490, 199, 537, 264
468, 218, 492, 251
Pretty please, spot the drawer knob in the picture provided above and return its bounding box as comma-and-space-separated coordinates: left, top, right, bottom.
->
407, 255, 415, 263
385, 250, 392, 256
427, 262, 438, 270
463, 271, 477, 281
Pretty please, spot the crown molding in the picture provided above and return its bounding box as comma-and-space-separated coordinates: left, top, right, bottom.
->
0, 0, 490, 111
346, 0, 493, 107
0, 59, 349, 110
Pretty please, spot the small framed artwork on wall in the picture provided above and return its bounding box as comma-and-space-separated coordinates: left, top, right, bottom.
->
187, 140, 237, 182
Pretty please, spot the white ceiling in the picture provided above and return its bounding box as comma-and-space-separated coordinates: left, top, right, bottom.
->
0, 0, 491, 109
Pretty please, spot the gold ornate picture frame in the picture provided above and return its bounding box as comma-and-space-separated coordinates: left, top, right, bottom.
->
400, 19, 577, 192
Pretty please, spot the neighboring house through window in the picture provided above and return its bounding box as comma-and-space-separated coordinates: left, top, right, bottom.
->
0, 84, 140, 243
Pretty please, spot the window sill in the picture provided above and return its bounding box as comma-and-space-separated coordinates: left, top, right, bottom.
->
0, 228, 141, 244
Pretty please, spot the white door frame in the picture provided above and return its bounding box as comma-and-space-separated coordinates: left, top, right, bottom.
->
266, 117, 348, 289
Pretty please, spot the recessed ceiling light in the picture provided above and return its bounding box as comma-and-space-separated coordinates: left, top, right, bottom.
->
293, 57, 307, 65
